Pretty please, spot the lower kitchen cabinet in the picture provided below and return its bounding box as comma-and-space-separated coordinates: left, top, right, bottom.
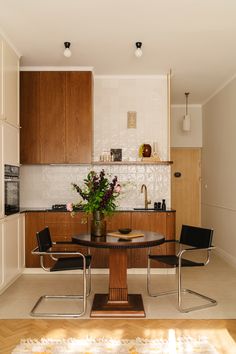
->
131, 212, 175, 268
25, 212, 89, 268
24, 211, 175, 269
0, 214, 25, 294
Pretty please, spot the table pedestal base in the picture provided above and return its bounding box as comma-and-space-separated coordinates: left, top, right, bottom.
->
90, 294, 146, 318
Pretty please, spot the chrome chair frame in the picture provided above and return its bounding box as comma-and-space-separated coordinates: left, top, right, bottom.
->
31, 237, 91, 318
147, 227, 217, 313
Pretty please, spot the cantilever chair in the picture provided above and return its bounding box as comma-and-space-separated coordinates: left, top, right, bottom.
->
147, 224, 217, 313
31, 227, 92, 317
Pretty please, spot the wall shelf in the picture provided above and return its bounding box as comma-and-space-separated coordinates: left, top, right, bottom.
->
91, 161, 173, 165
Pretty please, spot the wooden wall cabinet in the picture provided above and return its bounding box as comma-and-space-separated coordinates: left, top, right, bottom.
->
20, 72, 40, 164
20, 71, 93, 164
25, 211, 175, 269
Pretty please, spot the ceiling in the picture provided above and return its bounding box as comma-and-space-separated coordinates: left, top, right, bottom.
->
1, 0, 236, 104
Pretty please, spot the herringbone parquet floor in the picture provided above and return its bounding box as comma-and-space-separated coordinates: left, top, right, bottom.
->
0, 319, 236, 354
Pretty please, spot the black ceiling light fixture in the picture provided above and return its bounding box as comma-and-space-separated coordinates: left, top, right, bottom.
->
64, 42, 71, 58
135, 42, 143, 58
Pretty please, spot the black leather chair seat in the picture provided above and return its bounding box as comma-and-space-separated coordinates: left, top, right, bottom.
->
149, 254, 204, 267
50, 255, 92, 272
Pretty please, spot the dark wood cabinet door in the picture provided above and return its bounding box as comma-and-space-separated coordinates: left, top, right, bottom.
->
106, 212, 131, 232
39, 72, 66, 163
25, 212, 45, 267
166, 212, 176, 255
20, 72, 41, 164
130, 212, 167, 267
65, 71, 92, 163
25, 212, 89, 268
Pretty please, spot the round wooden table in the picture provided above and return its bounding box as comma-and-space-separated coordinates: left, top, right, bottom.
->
72, 231, 165, 318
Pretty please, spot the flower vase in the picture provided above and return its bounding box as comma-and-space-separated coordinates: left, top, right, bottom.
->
91, 211, 107, 237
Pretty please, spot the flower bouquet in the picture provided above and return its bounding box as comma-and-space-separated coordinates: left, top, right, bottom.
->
67, 169, 121, 236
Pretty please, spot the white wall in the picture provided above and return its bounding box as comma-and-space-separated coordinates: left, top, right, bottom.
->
20, 75, 171, 209
202, 77, 236, 265
171, 105, 202, 147
94, 76, 169, 161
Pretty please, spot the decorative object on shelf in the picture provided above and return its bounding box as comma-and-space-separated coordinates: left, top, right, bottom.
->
100, 151, 112, 162
68, 170, 121, 237
127, 111, 137, 128
154, 202, 162, 210
152, 142, 160, 160
63, 42, 72, 58
183, 92, 191, 131
135, 41, 143, 57
142, 144, 152, 157
161, 199, 166, 210
110, 148, 122, 161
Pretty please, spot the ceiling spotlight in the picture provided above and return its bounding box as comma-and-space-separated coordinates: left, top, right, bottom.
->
135, 42, 142, 58
64, 42, 71, 58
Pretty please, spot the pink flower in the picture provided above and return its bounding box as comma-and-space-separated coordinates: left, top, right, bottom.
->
114, 183, 121, 193
66, 202, 73, 212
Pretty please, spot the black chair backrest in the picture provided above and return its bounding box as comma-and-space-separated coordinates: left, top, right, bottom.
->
36, 227, 52, 252
180, 224, 213, 248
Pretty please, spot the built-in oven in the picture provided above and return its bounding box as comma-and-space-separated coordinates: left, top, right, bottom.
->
4, 165, 20, 216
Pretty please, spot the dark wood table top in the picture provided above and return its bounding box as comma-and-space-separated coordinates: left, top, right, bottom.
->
72, 231, 165, 249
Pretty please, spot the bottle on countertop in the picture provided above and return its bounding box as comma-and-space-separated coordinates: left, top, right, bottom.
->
161, 199, 166, 210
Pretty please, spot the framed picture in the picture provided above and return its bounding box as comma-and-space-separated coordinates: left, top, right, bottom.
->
111, 148, 122, 161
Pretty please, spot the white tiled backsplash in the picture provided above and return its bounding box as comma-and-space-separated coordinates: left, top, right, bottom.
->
20, 164, 171, 209
20, 76, 171, 209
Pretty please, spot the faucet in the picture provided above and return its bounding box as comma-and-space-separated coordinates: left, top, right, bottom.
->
141, 184, 151, 209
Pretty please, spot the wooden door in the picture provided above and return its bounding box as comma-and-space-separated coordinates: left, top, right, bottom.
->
40, 72, 66, 163
171, 148, 201, 238
20, 72, 41, 164
65, 71, 92, 163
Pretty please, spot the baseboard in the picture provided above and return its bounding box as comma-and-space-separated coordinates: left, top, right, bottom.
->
215, 248, 236, 268
23, 268, 176, 275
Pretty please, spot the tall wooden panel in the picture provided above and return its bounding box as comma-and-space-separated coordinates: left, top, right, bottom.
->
171, 147, 201, 238
20, 72, 41, 164
39, 72, 66, 163
65, 71, 92, 163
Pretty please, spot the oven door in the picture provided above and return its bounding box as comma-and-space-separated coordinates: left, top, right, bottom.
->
4, 180, 20, 216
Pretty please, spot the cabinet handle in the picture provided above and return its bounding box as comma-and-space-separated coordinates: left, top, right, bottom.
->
174, 171, 181, 178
